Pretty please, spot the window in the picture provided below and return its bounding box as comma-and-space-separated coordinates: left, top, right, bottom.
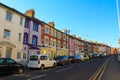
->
20, 17, 23, 25
53, 30, 56, 37
6, 48, 12, 58
18, 33, 22, 41
53, 40, 56, 47
23, 53, 26, 59
6, 11, 12, 21
30, 55, 38, 60
17, 52, 21, 59
44, 37, 49, 45
45, 27, 49, 34
50, 39, 53, 46
51, 28, 53, 36
40, 56, 48, 60
32, 36, 37, 45
58, 32, 61, 39
0, 59, 4, 64
66, 43, 68, 49
6, 59, 16, 64
63, 42, 66, 48
63, 35, 66, 40
25, 19, 29, 28
4, 30, 10, 38
23, 33, 28, 44
57, 41, 61, 48
33, 23, 38, 31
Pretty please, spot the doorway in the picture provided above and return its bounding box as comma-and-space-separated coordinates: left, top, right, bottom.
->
6, 48, 12, 58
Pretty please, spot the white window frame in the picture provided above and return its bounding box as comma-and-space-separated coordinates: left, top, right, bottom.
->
6, 11, 12, 21
45, 26, 49, 34
18, 33, 22, 41
4, 29, 10, 38
17, 52, 21, 59
20, 17, 23, 25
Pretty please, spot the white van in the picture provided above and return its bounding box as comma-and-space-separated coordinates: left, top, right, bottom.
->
28, 54, 56, 70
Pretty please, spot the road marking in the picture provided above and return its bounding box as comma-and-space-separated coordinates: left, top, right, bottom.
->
97, 61, 107, 80
89, 58, 110, 80
14, 74, 31, 77
27, 74, 46, 80
56, 66, 73, 72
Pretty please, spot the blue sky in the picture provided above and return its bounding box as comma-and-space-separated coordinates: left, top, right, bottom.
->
0, 0, 120, 47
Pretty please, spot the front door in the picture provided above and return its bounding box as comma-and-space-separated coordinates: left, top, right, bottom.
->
6, 48, 12, 58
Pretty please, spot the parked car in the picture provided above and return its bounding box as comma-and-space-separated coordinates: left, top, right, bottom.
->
83, 55, 89, 60
88, 53, 94, 59
28, 54, 56, 70
54, 55, 70, 66
69, 54, 84, 63
92, 54, 100, 58
0, 58, 25, 75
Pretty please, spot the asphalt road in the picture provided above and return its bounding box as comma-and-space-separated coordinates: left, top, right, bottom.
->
0, 56, 110, 80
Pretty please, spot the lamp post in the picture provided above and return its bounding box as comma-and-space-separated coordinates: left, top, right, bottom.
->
116, 0, 120, 56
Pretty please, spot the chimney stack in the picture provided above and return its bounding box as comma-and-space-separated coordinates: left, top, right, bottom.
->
25, 9, 35, 18
71, 34, 76, 38
48, 22, 55, 28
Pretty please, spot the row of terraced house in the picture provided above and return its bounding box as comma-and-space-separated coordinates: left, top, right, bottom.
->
0, 3, 111, 65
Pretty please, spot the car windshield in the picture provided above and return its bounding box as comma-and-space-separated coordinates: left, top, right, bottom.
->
30, 55, 38, 60
69, 56, 74, 58
0, 59, 4, 64
54, 56, 67, 60
74, 55, 80, 58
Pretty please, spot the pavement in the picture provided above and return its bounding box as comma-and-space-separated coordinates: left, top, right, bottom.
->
101, 55, 120, 80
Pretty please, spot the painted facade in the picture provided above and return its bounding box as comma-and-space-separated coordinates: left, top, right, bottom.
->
41, 22, 68, 59
111, 48, 118, 54
22, 9, 42, 65
41, 22, 57, 59
0, 3, 112, 63
0, 3, 25, 62
69, 35, 84, 56
69, 35, 75, 56
56, 30, 68, 56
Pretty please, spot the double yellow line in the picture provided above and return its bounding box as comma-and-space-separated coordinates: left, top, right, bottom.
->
89, 58, 110, 80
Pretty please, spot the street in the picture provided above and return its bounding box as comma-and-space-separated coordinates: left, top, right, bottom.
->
0, 56, 110, 80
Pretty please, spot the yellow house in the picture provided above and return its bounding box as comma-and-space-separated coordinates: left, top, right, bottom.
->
0, 3, 25, 61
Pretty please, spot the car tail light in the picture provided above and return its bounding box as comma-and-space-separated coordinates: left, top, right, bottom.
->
38, 59, 40, 64
72, 58, 74, 60
61, 60, 65, 62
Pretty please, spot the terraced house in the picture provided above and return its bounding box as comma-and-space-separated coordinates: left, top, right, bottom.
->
41, 22, 57, 59
41, 22, 69, 59
69, 35, 84, 56
57, 29, 69, 56
22, 9, 42, 65
0, 3, 25, 61
0, 3, 111, 64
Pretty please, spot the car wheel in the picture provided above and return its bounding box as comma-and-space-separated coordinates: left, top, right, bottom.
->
41, 65, 44, 70
53, 63, 56, 67
68, 61, 71, 64
18, 68, 24, 74
62, 63, 65, 66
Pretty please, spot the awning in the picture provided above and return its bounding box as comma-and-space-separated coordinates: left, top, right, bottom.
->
29, 46, 40, 50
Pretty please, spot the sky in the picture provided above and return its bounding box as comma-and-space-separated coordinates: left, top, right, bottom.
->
0, 0, 120, 47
